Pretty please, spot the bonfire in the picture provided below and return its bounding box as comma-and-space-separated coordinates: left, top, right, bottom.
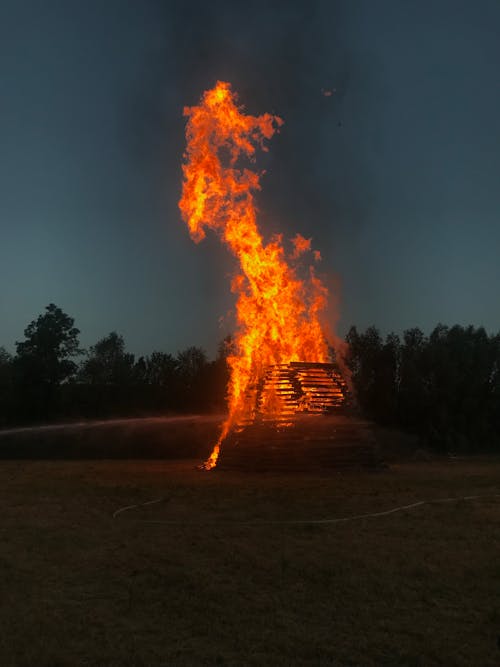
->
179, 82, 343, 469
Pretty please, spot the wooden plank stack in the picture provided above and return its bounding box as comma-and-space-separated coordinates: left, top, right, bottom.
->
241, 361, 350, 425
217, 363, 381, 471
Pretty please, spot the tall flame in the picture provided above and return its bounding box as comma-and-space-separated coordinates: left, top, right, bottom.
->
179, 81, 329, 468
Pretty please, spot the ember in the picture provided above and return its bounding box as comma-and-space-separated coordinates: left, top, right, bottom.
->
179, 82, 339, 468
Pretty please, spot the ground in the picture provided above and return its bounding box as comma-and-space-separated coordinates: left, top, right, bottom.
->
1, 457, 499, 666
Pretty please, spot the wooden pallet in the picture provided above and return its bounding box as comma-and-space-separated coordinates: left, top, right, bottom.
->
241, 362, 350, 425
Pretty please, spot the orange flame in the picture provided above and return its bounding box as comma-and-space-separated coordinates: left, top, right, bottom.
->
291, 233, 312, 259
179, 81, 329, 468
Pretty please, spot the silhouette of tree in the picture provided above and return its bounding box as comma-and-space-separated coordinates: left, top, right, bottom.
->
0, 347, 13, 426
0, 347, 11, 365
15, 304, 81, 385
131, 351, 178, 412
345, 326, 401, 424
76, 332, 136, 417
133, 356, 148, 384
398, 327, 428, 432
13, 304, 81, 421
345, 324, 500, 453
208, 336, 233, 411
1, 310, 499, 448
80, 332, 135, 385
145, 352, 177, 387
422, 324, 500, 451
176, 347, 207, 383
378, 332, 400, 424
175, 346, 209, 410
489, 332, 500, 440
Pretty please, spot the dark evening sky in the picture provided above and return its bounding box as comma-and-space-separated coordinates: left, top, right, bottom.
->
1, 0, 499, 358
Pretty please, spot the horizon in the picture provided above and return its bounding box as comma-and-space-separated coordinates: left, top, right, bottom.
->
1, 302, 498, 361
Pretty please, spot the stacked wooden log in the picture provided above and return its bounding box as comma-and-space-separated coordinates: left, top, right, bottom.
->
217, 363, 381, 472
241, 361, 350, 425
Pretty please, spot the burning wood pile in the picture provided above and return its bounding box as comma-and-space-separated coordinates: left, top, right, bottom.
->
218, 362, 377, 472
243, 361, 348, 425
179, 82, 378, 470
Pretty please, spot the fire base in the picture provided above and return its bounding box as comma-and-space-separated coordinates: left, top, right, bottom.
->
217, 414, 381, 472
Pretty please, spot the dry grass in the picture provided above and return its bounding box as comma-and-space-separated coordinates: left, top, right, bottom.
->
0, 457, 499, 666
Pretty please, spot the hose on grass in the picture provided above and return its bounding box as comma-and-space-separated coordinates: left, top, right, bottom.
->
112, 493, 500, 525
112, 497, 163, 518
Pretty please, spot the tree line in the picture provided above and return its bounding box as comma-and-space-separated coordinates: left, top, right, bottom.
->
345, 324, 500, 453
1, 304, 499, 453
0, 304, 229, 425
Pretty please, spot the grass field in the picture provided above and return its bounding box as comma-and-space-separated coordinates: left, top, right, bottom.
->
1, 456, 499, 666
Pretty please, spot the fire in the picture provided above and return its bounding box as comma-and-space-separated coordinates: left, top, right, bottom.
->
179, 81, 330, 469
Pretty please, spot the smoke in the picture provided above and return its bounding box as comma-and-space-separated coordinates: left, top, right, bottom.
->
126, 0, 372, 236
121, 0, 375, 352
165, 0, 364, 234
